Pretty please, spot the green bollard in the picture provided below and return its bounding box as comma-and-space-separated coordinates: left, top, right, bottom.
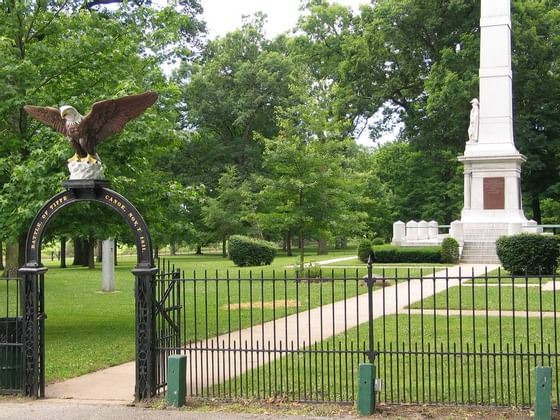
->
167, 355, 186, 408
534, 366, 552, 420
357, 363, 375, 416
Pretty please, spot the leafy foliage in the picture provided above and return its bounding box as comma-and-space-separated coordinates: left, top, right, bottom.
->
228, 235, 276, 267
357, 239, 374, 263
496, 234, 560, 275
441, 237, 460, 264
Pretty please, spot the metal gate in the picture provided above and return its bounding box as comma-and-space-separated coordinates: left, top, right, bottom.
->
154, 262, 182, 394
0, 275, 25, 394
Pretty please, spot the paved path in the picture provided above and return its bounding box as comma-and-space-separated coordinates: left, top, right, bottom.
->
0, 400, 343, 420
46, 263, 498, 402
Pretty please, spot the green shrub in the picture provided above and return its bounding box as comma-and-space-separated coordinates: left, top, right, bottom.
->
373, 245, 441, 263
228, 235, 277, 267
441, 237, 460, 263
357, 239, 374, 263
495, 233, 560, 275
294, 262, 323, 280
372, 237, 385, 246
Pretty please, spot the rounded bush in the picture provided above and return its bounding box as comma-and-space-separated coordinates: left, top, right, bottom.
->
228, 235, 277, 267
496, 233, 560, 275
357, 239, 374, 263
441, 237, 460, 263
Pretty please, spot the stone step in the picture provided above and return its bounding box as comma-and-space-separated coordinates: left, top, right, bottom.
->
461, 241, 501, 263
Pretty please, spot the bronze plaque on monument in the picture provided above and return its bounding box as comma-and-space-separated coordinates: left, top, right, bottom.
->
483, 177, 505, 209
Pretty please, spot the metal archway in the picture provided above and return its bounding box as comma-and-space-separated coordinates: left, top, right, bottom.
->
18, 179, 157, 399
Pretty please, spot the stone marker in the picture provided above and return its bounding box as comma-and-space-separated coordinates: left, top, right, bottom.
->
102, 239, 115, 292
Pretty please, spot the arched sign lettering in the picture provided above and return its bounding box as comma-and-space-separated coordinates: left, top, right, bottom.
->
26, 183, 152, 265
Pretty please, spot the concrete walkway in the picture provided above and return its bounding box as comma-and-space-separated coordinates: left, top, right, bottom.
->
46, 263, 498, 402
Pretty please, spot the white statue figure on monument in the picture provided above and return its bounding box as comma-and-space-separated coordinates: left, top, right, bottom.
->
467, 98, 479, 143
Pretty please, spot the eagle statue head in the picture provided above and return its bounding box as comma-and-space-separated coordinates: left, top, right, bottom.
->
59, 106, 83, 124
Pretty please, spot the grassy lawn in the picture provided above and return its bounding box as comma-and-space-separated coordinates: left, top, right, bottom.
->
219, 314, 560, 406
409, 284, 560, 312
465, 269, 558, 284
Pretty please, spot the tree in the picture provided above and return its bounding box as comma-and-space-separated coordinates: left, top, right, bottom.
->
202, 167, 255, 257
0, 1, 204, 270
175, 15, 296, 185
512, 0, 560, 223
257, 74, 368, 265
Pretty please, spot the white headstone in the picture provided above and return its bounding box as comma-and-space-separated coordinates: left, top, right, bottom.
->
392, 221, 406, 245
428, 221, 439, 239
417, 220, 429, 240
102, 239, 115, 292
406, 221, 418, 241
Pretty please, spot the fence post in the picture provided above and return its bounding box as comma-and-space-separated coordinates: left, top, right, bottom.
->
534, 366, 552, 420
358, 363, 375, 416
357, 253, 376, 416
167, 354, 187, 407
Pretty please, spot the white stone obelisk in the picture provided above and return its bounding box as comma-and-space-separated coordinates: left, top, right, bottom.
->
458, 0, 527, 225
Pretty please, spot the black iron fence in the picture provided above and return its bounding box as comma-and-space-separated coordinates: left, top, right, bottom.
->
0, 262, 558, 409
0, 275, 23, 394
155, 260, 559, 409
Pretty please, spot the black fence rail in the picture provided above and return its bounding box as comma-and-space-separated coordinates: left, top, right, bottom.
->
154, 260, 560, 409
0, 276, 23, 394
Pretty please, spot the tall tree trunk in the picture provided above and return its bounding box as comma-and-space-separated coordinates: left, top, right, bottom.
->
0, 241, 4, 271
5, 235, 26, 276
222, 236, 227, 258
154, 246, 159, 260
195, 245, 202, 255
286, 231, 292, 257
531, 194, 542, 225
96, 240, 102, 262
18, 234, 25, 267
170, 242, 177, 256
5, 242, 19, 277
299, 229, 305, 272
317, 238, 328, 255
73, 238, 86, 266
60, 237, 67, 268
87, 235, 95, 269
114, 238, 118, 266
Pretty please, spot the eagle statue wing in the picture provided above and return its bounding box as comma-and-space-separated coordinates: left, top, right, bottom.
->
84, 91, 158, 144
23, 106, 67, 134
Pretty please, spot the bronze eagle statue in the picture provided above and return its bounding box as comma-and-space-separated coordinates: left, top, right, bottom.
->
24, 91, 158, 164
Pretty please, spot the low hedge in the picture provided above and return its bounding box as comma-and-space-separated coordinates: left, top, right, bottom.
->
373, 245, 442, 263
228, 235, 277, 267
495, 233, 560, 275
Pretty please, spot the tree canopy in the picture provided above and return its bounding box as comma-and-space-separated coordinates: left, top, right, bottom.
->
1, 0, 559, 269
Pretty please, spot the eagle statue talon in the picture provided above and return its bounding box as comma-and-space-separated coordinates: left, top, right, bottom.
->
23, 91, 158, 177
81, 154, 99, 165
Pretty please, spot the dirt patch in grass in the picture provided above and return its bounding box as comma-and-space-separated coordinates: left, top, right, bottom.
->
222, 300, 299, 310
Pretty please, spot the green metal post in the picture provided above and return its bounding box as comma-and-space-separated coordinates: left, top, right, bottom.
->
534, 366, 552, 420
167, 355, 186, 407
357, 363, 375, 416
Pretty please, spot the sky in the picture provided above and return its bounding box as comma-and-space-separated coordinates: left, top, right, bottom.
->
200, 0, 369, 40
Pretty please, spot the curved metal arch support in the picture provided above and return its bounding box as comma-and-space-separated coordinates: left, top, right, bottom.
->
19, 180, 156, 400
25, 181, 153, 266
